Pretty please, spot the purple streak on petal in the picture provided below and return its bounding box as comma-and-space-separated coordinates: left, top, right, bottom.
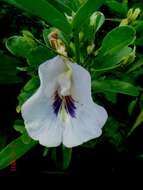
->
65, 96, 76, 118
53, 91, 62, 116
52, 91, 76, 118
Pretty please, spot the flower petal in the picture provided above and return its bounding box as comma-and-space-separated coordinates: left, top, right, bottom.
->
37, 116, 63, 147
70, 63, 92, 103
63, 102, 108, 148
21, 87, 63, 147
39, 55, 67, 98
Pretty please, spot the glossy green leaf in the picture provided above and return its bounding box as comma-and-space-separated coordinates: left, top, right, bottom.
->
0, 136, 37, 170
43, 29, 51, 46
14, 120, 32, 144
27, 46, 55, 68
127, 57, 143, 73
21, 131, 33, 144
106, 0, 127, 16
0, 52, 22, 84
83, 11, 105, 42
94, 26, 136, 69
6, 34, 55, 68
128, 98, 137, 115
46, 0, 72, 15
4, 0, 22, 8
60, 0, 81, 11
99, 26, 135, 57
72, 0, 104, 30
6, 35, 37, 58
94, 47, 132, 70
62, 146, 72, 170
14, 120, 25, 134
92, 80, 139, 96
18, 76, 40, 108
15, 0, 72, 34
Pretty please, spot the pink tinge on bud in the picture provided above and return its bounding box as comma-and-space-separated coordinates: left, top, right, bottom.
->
48, 31, 67, 56
48, 31, 59, 49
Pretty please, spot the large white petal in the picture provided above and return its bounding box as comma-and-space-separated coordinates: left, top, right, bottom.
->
37, 115, 63, 147
22, 91, 62, 147
21, 87, 63, 147
39, 55, 67, 98
70, 63, 92, 103
63, 102, 108, 148
21, 56, 67, 147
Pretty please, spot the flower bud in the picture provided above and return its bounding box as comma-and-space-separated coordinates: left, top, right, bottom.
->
122, 46, 136, 65
87, 43, 95, 55
48, 30, 67, 56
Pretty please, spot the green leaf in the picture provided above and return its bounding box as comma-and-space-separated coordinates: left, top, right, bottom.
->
83, 11, 105, 42
72, 0, 104, 30
46, 0, 72, 15
6, 35, 37, 58
94, 26, 136, 69
92, 80, 139, 96
4, 0, 23, 9
14, 120, 25, 134
0, 52, 22, 84
15, 0, 72, 34
128, 98, 137, 115
106, 0, 127, 16
62, 146, 72, 170
0, 136, 37, 170
21, 131, 33, 144
6, 34, 55, 68
99, 26, 135, 57
58, 0, 81, 11
127, 57, 143, 73
18, 76, 40, 107
43, 29, 51, 46
94, 47, 132, 70
27, 46, 55, 68
14, 120, 32, 144
104, 92, 117, 104
128, 110, 143, 136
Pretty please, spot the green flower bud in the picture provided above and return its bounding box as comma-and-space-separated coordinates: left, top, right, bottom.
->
87, 43, 95, 55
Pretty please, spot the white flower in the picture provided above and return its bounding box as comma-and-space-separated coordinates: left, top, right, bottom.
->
21, 56, 108, 148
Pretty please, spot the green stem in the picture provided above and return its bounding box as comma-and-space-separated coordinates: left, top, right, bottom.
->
74, 31, 80, 63
43, 147, 49, 157
106, 18, 122, 22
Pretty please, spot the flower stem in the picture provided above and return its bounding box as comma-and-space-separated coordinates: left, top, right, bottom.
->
106, 18, 122, 22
